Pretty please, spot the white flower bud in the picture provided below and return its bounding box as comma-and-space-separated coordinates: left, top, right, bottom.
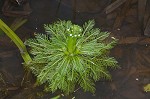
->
70, 34, 72, 36
111, 37, 115, 39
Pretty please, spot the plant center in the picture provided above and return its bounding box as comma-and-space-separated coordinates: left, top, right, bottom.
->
65, 25, 82, 56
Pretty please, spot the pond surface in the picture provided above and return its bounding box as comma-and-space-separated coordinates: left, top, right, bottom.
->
0, 0, 150, 99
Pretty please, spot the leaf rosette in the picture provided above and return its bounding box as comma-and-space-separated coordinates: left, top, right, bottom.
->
25, 20, 118, 95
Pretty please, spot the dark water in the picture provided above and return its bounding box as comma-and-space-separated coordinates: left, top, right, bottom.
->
0, 0, 150, 99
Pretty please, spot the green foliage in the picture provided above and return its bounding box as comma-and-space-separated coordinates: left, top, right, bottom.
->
0, 19, 32, 64
0, 18, 27, 35
144, 84, 150, 92
25, 20, 118, 95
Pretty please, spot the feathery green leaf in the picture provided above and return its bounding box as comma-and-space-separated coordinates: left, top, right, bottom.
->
25, 20, 118, 95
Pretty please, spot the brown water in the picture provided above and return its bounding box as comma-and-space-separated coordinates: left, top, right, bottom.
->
0, 0, 150, 99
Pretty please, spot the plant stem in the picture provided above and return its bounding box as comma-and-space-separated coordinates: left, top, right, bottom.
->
0, 19, 32, 64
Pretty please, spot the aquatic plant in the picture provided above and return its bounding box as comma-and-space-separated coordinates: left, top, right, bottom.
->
0, 18, 27, 35
144, 84, 150, 92
0, 19, 32, 64
25, 20, 118, 95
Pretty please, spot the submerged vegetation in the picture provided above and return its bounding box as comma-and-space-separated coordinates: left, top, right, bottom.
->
0, 19, 32, 64
25, 20, 118, 95
0, 18, 27, 35
144, 84, 150, 92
